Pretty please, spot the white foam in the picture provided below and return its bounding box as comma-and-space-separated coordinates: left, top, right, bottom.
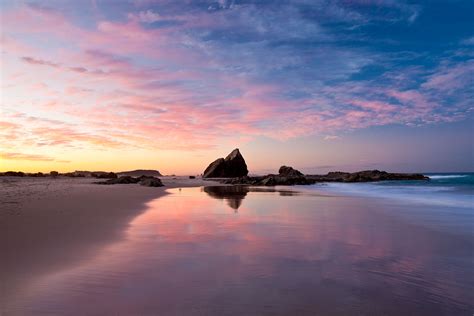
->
429, 175, 467, 179
304, 182, 473, 209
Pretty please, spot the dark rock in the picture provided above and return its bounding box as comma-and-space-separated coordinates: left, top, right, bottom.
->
71, 171, 90, 177
96, 172, 118, 179
91, 172, 117, 179
222, 168, 428, 186
97, 175, 140, 185
306, 170, 429, 182
118, 169, 162, 177
224, 172, 316, 186
224, 176, 261, 185
203, 158, 226, 178
139, 176, 164, 187
278, 166, 304, 177
260, 176, 277, 186
63, 172, 85, 177
28, 172, 45, 177
1, 171, 25, 177
50, 171, 59, 177
203, 149, 248, 178
260, 175, 316, 186
96, 175, 163, 187
189, 176, 196, 179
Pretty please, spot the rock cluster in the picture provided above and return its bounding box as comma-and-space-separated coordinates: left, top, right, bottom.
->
223, 168, 428, 186
92, 172, 118, 179
307, 170, 428, 182
96, 175, 164, 187
0, 171, 26, 177
203, 149, 248, 178
224, 166, 315, 186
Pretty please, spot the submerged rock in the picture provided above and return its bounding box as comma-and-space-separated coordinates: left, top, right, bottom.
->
203, 149, 248, 178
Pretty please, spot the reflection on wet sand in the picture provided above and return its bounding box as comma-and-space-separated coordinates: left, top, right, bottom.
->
203, 186, 301, 210
203, 186, 248, 210
5, 187, 474, 315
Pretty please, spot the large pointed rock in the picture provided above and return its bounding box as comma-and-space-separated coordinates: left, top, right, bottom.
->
203, 149, 249, 178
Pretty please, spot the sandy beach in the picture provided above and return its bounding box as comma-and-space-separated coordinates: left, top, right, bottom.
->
0, 176, 221, 313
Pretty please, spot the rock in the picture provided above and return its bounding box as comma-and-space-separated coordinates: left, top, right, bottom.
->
96, 175, 164, 187
221, 168, 428, 186
63, 172, 85, 177
260, 175, 316, 186
139, 177, 164, 187
118, 169, 162, 177
91, 172, 117, 179
306, 170, 429, 182
224, 166, 309, 186
189, 176, 196, 179
97, 175, 140, 185
278, 166, 304, 177
50, 171, 59, 177
203, 158, 226, 178
203, 149, 248, 178
224, 176, 260, 185
0, 171, 25, 177
97, 172, 118, 179
223, 149, 249, 177
260, 176, 277, 186
28, 172, 45, 177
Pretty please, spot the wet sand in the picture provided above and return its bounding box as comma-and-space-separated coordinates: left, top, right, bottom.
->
0, 176, 220, 313
1, 180, 473, 315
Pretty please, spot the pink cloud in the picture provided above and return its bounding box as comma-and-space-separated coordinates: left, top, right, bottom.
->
422, 60, 474, 93
1, 3, 471, 157
351, 100, 397, 112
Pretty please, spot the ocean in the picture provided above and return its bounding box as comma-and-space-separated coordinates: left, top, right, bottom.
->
302, 173, 474, 235
307, 173, 474, 208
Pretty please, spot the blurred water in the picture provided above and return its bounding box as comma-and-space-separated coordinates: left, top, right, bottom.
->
307, 173, 474, 209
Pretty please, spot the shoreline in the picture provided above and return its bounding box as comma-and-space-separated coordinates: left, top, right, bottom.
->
0, 176, 221, 310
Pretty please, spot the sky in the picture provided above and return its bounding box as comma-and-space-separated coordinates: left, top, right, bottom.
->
1, 0, 473, 174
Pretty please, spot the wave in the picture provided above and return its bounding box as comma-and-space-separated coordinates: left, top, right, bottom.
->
305, 181, 473, 209
429, 175, 468, 179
